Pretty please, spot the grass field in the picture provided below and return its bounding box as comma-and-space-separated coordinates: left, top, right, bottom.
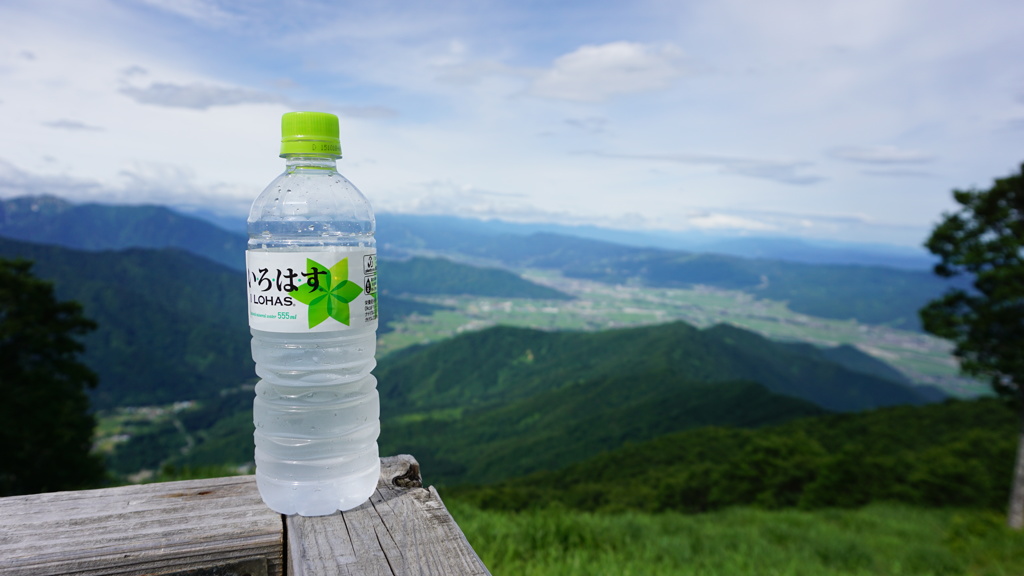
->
443, 500, 1024, 576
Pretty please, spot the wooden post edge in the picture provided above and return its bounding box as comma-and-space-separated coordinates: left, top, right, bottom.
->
0, 455, 490, 576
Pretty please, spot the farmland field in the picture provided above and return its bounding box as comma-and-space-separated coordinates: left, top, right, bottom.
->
379, 270, 982, 398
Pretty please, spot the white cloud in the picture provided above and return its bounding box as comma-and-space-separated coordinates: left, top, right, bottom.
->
829, 145, 935, 164
860, 168, 935, 178
41, 119, 104, 131
714, 206, 871, 227
0, 154, 256, 218
1, 0, 1022, 249
723, 161, 825, 186
121, 65, 148, 77
686, 211, 779, 231
433, 59, 522, 86
676, 206, 927, 245
564, 117, 608, 134
531, 42, 686, 102
118, 81, 286, 110
382, 179, 532, 218
0, 158, 105, 200
583, 151, 825, 186
130, 0, 241, 27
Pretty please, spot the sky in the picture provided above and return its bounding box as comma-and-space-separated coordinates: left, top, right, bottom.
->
0, 0, 1022, 247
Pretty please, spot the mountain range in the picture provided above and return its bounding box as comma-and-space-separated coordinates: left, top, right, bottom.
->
0, 195, 247, 271
0, 194, 966, 488
0, 195, 957, 330
181, 208, 937, 271
0, 235, 566, 408
376, 222, 958, 330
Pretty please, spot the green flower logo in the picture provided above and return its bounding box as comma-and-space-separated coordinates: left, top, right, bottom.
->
290, 257, 364, 328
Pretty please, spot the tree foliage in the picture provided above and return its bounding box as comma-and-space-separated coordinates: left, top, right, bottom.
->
920, 162, 1024, 528
449, 398, 1016, 514
0, 258, 105, 495
920, 163, 1024, 399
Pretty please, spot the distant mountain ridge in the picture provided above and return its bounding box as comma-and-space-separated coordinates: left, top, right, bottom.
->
0, 195, 955, 329
0, 194, 934, 272
380, 224, 956, 330
0, 195, 247, 270
699, 237, 935, 270
373, 212, 935, 269
0, 195, 570, 300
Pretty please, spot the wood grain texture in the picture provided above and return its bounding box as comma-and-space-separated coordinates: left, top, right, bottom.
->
0, 475, 284, 576
0, 456, 489, 576
288, 455, 491, 576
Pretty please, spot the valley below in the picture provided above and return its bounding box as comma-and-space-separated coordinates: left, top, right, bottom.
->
92, 266, 981, 486
380, 269, 982, 398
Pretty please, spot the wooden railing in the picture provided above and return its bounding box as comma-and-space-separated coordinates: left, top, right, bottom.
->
0, 455, 490, 576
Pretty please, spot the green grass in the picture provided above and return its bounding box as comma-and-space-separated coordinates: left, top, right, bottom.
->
443, 500, 1024, 576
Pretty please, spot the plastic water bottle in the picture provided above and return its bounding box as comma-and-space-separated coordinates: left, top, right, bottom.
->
245, 111, 380, 516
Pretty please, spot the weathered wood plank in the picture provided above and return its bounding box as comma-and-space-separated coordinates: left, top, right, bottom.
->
0, 476, 284, 576
0, 455, 489, 576
288, 455, 491, 576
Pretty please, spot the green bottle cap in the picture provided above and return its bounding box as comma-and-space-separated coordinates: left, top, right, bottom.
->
280, 111, 342, 157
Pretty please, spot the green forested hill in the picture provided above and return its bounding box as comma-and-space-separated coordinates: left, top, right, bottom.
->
0, 237, 570, 409
380, 377, 825, 486
813, 343, 913, 384
160, 320, 930, 485
368, 321, 936, 486
0, 238, 254, 408
377, 322, 932, 416
452, 397, 1015, 513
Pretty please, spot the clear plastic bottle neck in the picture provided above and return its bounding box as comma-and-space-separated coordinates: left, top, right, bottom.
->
284, 155, 338, 172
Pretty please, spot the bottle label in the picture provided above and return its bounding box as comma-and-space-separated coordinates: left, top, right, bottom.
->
246, 249, 378, 332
